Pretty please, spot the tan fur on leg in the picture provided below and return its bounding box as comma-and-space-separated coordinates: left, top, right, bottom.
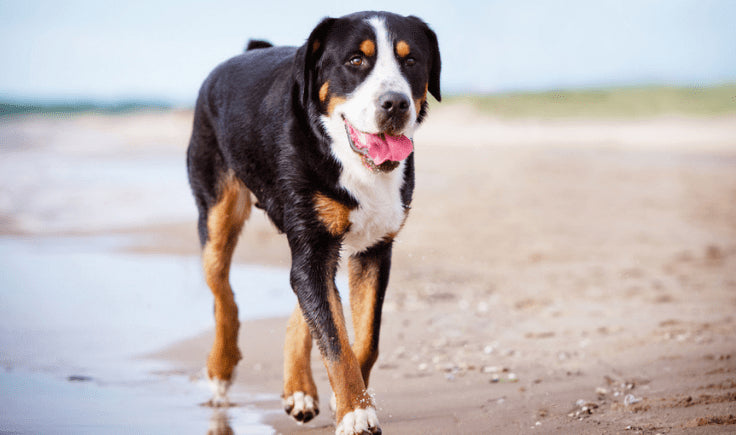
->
203, 171, 251, 392
282, 305, 319, 422
320, 280, 374, 423
348, 255, 382, 386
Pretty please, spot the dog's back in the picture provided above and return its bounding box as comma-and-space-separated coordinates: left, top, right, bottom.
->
187, 46, 299, 240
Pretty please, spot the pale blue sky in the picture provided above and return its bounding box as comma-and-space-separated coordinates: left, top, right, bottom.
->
1, 0, 734, 104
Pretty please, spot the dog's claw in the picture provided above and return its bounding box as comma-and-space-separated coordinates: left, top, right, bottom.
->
283, 391, 319, 424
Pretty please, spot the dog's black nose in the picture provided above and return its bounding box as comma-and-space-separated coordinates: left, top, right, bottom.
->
378, 92, 410, 115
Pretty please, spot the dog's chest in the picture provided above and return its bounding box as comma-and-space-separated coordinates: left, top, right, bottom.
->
340, 163, 407, 256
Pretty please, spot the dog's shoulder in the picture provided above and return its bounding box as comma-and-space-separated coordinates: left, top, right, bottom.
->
203, 46, 297, 98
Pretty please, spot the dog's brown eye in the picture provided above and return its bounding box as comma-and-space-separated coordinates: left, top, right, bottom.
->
405, 57, 416, 67
348, 55, 363, 66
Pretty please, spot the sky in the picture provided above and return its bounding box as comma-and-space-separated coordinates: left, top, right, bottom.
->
1, 0, 735, 105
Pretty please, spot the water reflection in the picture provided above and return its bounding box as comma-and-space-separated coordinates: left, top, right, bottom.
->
208, 409, 235, 435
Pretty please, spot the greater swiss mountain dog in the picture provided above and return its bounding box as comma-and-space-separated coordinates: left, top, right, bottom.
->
186, 11, 440, 434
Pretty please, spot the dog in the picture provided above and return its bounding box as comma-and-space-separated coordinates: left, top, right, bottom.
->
186, 11, 440, 434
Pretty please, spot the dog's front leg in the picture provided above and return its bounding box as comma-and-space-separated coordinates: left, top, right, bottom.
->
289, 241, 381, 435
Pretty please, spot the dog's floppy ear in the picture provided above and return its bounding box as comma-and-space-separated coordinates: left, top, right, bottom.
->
302, 17, 336, 107
409, 16, 441, 102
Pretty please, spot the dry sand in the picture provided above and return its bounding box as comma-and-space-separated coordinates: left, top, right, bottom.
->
3, 104, 736, 433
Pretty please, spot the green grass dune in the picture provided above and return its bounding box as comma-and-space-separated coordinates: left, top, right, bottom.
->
450, 83, 736, 118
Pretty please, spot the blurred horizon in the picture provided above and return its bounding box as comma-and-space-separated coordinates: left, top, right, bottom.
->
1, 0, 735, 106
3, 83, 735, 119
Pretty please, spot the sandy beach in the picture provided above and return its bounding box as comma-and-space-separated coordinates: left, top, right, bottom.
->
1, 103, 735, 433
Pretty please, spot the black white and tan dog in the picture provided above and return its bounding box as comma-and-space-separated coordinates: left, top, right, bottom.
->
186, 11, 440, 434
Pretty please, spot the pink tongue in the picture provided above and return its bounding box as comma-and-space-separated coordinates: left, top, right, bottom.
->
347, 124, 413, 165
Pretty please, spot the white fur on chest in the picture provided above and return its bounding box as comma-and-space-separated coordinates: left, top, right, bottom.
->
341, 159, 406, 256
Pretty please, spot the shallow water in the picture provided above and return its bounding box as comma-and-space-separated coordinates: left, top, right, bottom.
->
0, 368, 275, 435
0, 236, 307, 434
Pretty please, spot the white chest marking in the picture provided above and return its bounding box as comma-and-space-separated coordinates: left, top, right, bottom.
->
341, 161, 407, 256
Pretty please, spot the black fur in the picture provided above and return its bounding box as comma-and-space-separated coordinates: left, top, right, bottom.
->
187, 11, 440, 361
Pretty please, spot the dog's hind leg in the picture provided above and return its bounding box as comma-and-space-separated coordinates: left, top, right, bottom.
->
282, 305, 319, 423
348, 241, 392, 388
200, 170, 251, 405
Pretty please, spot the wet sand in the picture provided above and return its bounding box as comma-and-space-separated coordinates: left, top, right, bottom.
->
2, 105, 736, 433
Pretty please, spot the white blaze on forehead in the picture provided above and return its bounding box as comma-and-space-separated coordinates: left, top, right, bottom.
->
366, 16, 414, 108
332, 16, 417, 136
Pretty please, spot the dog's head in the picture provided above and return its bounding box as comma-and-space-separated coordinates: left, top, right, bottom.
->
301, 11, 441, 173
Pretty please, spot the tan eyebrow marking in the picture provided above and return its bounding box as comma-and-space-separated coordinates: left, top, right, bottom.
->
360, 39, 375, 57
396, 40, 410, 57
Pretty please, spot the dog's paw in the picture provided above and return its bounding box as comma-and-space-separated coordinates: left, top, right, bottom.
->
283, 391, 319, 424
206, 374, 232, 407
335, 407, 381, 435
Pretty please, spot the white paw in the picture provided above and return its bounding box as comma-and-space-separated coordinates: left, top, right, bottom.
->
206, 371, 232, 407
335, 407, 381, 435
283, 391, 319, 423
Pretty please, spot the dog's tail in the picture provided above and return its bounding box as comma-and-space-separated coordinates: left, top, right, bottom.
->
245, 39, 274, 51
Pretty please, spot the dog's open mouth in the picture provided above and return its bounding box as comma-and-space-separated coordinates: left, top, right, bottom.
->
343, 118, 413, 173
